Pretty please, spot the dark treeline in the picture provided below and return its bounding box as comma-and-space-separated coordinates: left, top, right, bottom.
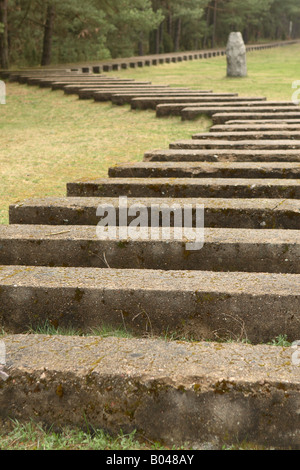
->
1, 0, 300, 68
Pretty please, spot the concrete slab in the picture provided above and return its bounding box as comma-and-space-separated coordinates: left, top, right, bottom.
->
102, 91, 226, 104
51, 82, 111, 91
93, 90, 180, 101
16, 74, 87, 84
67, 177, 300, 199
0, 267, 300, 343
64, 83, 152, 94
0, 225, 299, 274
225, 119, 300, 125
143, 148, 300, 162
47, 79, 135, 86
157, 105, 298, 118
91, 90, 220, 103
6, 70, 81, 78
112, 91, 213, 105
170, 139, 300, 150
9, 196, 300, 229
41, 79, 123, 88
108, 161, 300, 179
131, 97, 268, 110
211, 113, 300, 125
27, 77, 124, 86
1, 334, 300, 449
193, 131, 300, 140
210, 124, 300, 132
78, 87, 173, 100
60, 81, 159, 89
49, 78, 131, 88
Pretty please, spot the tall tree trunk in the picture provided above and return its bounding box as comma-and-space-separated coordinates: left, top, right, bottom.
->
174, 18, 181, 52
138, 34, 144, 56
203, 6, 211, 49
243, 26, 249, 44
41, 2, 55, 66
155, 27, 160, 54
159, 21, 164, 52
0, 0, 9, 69
212, 0, 218, 48
167, 11, 172, 36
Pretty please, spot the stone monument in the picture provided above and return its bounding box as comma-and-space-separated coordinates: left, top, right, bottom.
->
226, 32, 247, 77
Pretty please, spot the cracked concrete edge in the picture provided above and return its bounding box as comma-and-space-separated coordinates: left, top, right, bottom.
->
0, 335, 300, 449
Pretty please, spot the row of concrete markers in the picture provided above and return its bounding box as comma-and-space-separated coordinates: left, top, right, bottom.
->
1, 66, 300, 450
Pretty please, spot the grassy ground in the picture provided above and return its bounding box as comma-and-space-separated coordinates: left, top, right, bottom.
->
1, 44, 300, 224
12, 321, 292, 347
0, 420, 267, 450
0, 421, 172, 450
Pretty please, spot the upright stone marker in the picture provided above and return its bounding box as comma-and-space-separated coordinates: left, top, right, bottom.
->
226, 32, 247, 78
0, 80, 6, 104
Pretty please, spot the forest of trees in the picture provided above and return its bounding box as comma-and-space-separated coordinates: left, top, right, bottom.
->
1, 0, 300, 68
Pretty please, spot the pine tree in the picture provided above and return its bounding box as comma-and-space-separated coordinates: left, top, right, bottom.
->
0, 0, 8, 68
2, 0, 300, 67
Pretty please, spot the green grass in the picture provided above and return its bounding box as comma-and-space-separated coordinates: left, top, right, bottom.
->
0, 420, 171, 450
0, 420, 274, 451
0, 419, 270, 451
26, 320, 134, 339
10, 321, 293, 349
1, 43, 300, 225
267, 334, 292, 347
